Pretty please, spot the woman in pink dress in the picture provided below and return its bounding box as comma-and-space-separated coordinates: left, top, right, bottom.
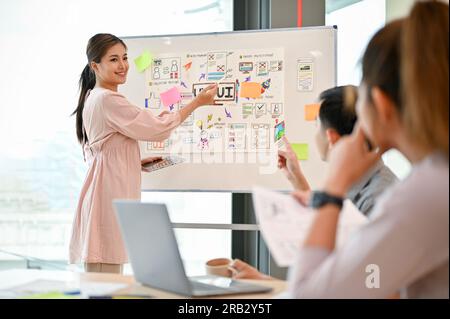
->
69, 33, 217, 274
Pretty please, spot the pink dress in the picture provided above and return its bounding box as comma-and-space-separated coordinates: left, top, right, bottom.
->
69, 88, 181, 264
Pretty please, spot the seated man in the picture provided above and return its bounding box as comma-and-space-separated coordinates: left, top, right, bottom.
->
230, 85, 398, 280
279, 85, 397, 216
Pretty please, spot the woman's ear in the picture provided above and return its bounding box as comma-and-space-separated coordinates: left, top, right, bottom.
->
371, 87, 397, 125
90, 61, 98, 73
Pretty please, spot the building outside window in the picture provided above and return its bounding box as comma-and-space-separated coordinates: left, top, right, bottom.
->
0, 0, 233, 274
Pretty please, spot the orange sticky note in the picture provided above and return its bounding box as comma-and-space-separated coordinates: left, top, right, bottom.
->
304, 103, 321, 121
240, 82, 262, 99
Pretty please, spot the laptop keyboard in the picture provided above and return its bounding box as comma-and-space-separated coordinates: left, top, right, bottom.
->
190, 280, 229, 293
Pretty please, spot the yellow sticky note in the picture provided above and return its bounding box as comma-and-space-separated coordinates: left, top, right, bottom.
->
304, 103, 321, 121
134, 50, 153, 73
240, 82, 262, 99
291, 143, 309, 160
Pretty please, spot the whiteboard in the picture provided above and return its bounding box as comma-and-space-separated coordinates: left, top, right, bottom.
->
120, 27, 336, 192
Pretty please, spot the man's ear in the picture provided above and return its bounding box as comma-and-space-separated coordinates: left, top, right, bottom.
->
325, 128, 341, 146
371, 87, 396, 125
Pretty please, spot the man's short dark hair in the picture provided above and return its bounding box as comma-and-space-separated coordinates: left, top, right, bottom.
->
318, 85, 358, 136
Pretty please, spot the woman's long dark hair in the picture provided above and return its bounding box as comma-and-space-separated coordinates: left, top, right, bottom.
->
71, 33, 127, 145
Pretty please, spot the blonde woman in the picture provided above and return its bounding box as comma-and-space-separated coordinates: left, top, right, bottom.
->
285, 1, 448, 298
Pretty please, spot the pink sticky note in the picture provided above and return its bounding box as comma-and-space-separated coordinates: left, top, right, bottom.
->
160, 87, 182, 107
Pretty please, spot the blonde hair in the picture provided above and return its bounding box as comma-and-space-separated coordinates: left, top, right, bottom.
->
402, 0, 449, 156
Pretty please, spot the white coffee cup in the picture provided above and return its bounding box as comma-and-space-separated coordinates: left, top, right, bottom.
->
205, 258, 233, 277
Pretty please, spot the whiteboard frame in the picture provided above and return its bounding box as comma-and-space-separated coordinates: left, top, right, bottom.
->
121, 26, 337, 192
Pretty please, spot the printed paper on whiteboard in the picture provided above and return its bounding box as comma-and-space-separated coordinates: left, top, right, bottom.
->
144, 48, 285, 154
297, 58, 314, 92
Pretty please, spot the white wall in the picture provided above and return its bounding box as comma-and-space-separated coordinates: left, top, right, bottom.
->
386, 0, 416, 22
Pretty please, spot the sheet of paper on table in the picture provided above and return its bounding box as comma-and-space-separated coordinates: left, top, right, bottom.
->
3, 279, 129, 299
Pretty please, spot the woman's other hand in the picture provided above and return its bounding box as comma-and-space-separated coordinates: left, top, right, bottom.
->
228, 259, 274, 280
141, 156, 162, 171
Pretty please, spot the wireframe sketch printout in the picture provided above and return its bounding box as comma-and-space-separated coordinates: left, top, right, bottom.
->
143, 48, 285, 154
252, 187, 368, 267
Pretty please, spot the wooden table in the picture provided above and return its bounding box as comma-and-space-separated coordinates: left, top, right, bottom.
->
0, 269, 287, 299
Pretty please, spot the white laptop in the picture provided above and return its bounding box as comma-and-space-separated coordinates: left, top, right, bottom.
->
113, 201, 273, 297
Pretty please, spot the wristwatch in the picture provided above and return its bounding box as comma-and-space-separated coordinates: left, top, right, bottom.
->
310, 191, 344, 209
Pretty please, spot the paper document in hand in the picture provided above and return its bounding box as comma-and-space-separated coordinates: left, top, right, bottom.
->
252, 187, 368, 267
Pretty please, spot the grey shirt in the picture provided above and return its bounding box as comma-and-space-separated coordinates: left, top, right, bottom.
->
286, 153, 449, 299
347, 161, 398, 217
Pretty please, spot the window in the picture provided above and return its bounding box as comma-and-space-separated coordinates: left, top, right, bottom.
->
141, 192, 232, 276
0, 0, 233, 272
326, 0, 411, 179
326, 0, 386, 86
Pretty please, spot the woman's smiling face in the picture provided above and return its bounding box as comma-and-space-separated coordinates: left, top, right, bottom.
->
91, 43, 129, 87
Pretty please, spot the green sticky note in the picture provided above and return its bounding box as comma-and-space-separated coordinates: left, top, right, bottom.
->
134, 50, 153, 73
291, 143, 309, 160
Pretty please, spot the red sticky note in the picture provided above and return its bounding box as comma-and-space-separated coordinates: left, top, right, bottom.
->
160, 87, 182, 107
240, 82, 262, 99
304, 103, 321, 121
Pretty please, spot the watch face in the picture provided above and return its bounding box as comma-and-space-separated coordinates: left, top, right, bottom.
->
311, 192, 324, 208
310, 191, 343, 209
